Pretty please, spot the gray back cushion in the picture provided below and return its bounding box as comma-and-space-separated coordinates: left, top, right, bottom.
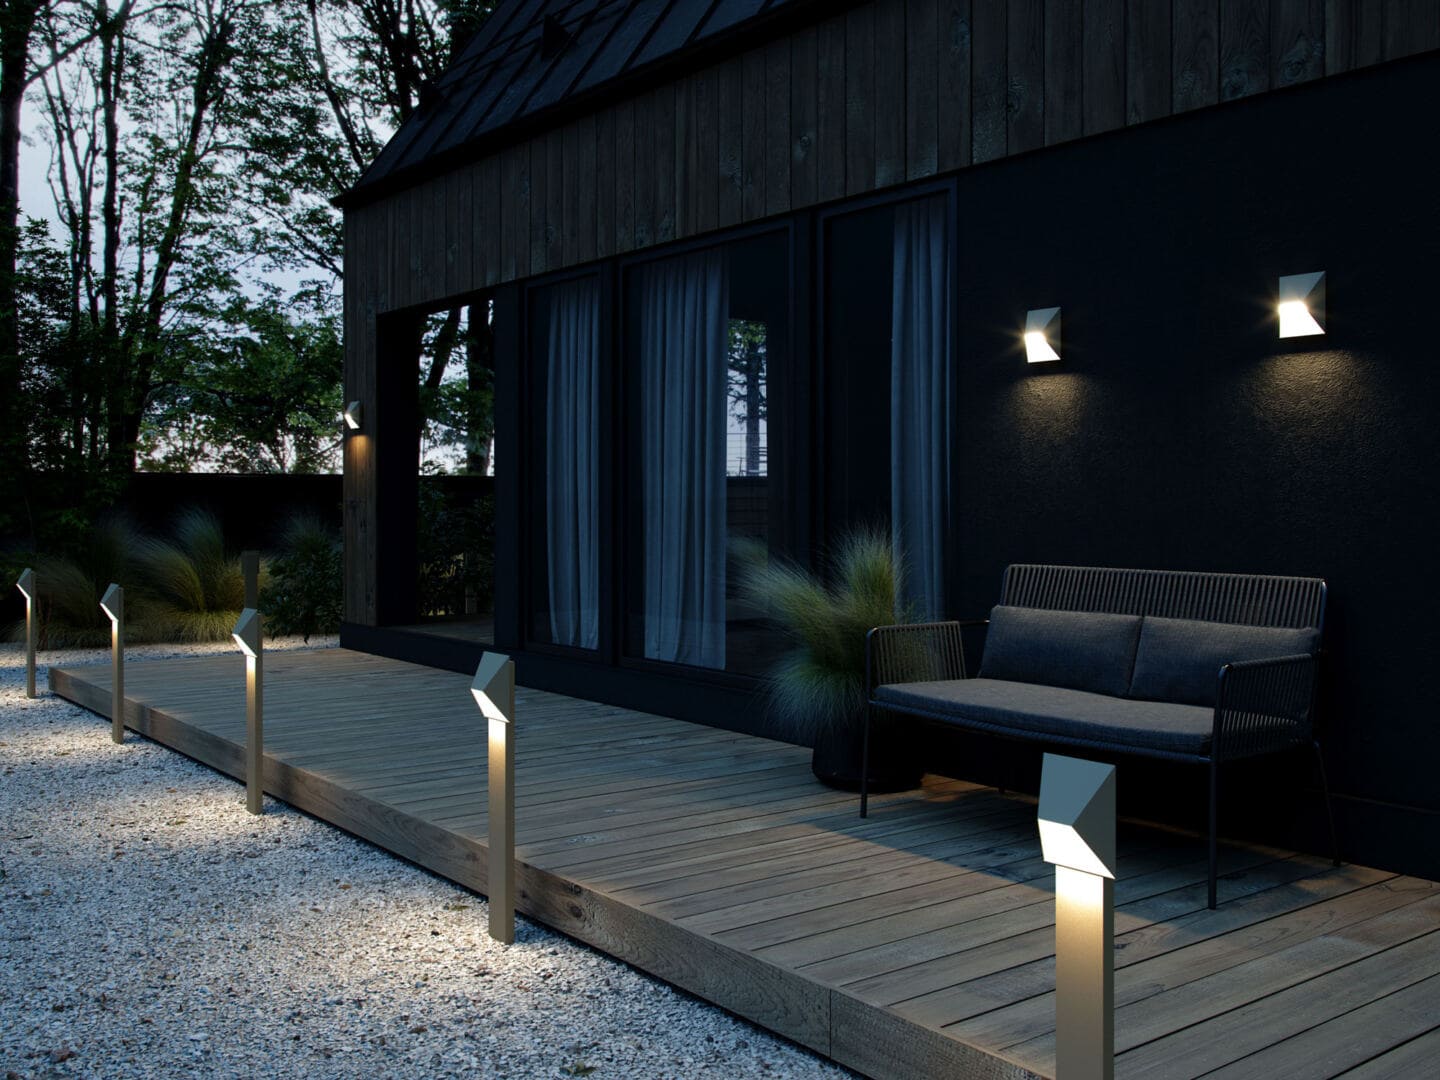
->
978, 605, 1142, 698
1128, 616, 1320, 708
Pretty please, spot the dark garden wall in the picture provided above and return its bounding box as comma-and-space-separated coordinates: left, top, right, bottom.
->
120, 474, 343, 550
945, 53, 1440, 877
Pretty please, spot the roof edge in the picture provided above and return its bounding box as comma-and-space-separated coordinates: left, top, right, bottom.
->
333, 0, 864, 211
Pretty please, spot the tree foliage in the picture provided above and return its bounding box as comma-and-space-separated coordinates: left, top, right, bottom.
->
3, 0, 497, 547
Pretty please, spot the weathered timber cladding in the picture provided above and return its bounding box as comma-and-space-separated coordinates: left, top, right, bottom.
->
342, 0, 1439, 623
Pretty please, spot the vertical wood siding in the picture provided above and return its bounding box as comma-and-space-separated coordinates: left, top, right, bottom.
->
342, 0, 1439, 623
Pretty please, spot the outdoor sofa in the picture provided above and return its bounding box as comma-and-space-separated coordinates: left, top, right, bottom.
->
861, 564, 1340, 908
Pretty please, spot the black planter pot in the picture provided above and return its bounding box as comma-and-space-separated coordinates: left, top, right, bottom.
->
810, 713, 922, 793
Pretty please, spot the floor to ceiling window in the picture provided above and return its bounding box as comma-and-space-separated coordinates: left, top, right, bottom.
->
623, 229, 794, 675
526, 275, 603, 651
823, 192, 954, 620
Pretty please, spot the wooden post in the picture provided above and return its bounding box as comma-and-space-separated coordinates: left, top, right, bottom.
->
232, 609, 264, 815
16, 568, 36, 699
471, 652, 516, 944
242, 550, 260, 609
100, 584, 124, 744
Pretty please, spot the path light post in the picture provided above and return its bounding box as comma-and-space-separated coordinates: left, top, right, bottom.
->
232, 608, 264, 815
471, 652, 516, 944
100, 584, 125, 743
17, 568, 36, 698
1038, 753, 1118, 1080
242, 550, 261, 609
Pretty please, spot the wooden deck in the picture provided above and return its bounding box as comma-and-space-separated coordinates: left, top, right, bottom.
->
50, 648, 1440, 1080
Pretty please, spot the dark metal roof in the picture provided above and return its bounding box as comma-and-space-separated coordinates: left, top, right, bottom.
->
341, 0, 821, 208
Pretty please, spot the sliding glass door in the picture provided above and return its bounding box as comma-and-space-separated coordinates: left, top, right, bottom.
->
527, 275, 602, 650
624, 230, 794, 675
824, 193, 955, 620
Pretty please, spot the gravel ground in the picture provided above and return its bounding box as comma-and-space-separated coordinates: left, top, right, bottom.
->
1, 641, 851, 1080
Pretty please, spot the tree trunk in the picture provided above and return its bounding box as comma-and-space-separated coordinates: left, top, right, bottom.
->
745, 346, 762, 476
121, 5, 235, 473
0, 0, 43, 526
466, 306, 493, 475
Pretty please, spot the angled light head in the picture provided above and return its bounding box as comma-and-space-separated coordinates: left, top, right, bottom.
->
1278, 271, 1325, 338
99, 583, 124, 624
232, 608, 262, 658
1025, 307, 1062, 363
16, 567, 35, 601
343, 400, 363, 431
1038, 753, 1117, 878
471, 651, 514, 724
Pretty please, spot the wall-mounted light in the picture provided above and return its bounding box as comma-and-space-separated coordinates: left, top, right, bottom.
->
472, 651, 517, 944
1025, 307, 1062, 363
1278, 271, 1325, 338
17, 568, 36, 699
1039, 752, 1117, 1080
343, 400, 364, 431
232, 608, 264, 815
100, 584, 125, 744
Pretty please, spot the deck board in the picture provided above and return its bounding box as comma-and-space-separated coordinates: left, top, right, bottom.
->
48, 648, 1438, 1080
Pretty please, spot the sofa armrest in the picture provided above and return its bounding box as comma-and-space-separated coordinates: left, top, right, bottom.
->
1213, 653, 1318, 760
866, 621, 972, 697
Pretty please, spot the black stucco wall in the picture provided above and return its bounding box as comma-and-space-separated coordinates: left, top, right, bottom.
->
948, 53, 1440, 876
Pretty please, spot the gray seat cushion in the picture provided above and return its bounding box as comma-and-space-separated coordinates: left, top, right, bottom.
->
875, 677, 1216, 756
1128, 616, 1320, 708
978, 605, 1142, 698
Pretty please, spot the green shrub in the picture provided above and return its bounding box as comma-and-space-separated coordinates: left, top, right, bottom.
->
5, 518, 155, 648
136, 509, 247, 643
416, 485, 494, 618
737, 526, 906, 741
261, 513, 341, 642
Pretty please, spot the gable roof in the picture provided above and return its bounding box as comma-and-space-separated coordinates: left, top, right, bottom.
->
341, 0, 833, 207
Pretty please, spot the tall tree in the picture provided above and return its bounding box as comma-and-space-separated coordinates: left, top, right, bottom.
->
1, 3, 46, 486
33, 0, 263, 475
10, 0, 497, 506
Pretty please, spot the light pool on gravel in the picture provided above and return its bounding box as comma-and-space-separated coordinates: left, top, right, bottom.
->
0, 640, 850, 1079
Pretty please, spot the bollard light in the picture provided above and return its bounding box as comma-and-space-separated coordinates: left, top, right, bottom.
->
100, 584, 125, 744
242, 550, 261, 609
1039, 752, 1117, 1080
472, 652, 516, 944
17, 568, 36, 699
232, 608, 264, 815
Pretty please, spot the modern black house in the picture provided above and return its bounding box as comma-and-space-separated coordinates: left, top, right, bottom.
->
337, 0, 1440, 879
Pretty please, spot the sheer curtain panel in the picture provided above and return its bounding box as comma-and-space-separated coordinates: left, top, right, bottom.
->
891, 197, 952, 620
638, 250, 729, 668
544, 277, 601, 649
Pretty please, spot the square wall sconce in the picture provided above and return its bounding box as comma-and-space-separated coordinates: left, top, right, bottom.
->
1278, 271, 1325, 338
1025, 307, 1062, 363
343, 400, 363, 431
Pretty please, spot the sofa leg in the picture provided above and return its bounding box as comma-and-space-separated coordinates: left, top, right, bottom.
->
1312, 740, 1341, 867
859, 705, 871, 819
1208, 760, 1219, 910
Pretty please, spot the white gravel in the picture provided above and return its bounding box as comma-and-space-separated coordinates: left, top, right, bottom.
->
1, 641, 851, 1080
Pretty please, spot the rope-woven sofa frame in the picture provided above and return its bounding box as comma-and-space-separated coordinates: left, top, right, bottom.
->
862, 564, 1340, 909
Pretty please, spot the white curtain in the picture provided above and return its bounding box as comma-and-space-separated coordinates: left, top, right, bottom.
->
891, 197, 952, 621
638, 250, 729, 668
544, 277, 600, 649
